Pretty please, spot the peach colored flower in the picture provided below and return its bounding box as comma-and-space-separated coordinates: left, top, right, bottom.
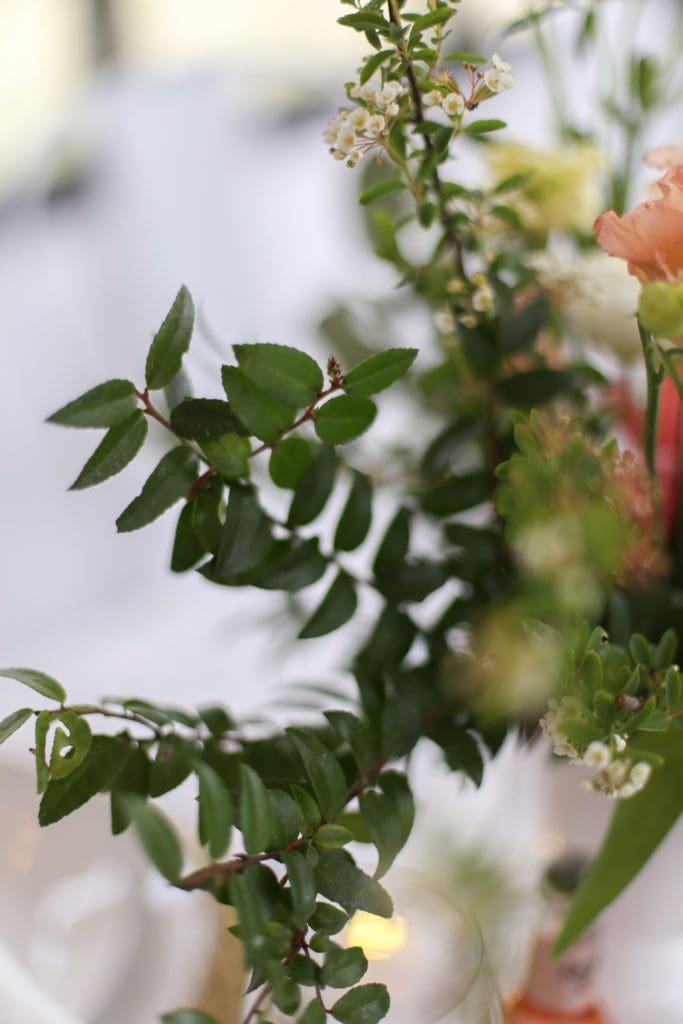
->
644, 145, 683, 170
595, 167, 683, 283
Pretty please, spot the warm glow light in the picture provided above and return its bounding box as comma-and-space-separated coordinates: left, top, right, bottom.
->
345, 911, 409, 962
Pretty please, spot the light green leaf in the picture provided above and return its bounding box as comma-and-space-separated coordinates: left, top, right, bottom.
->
314, 824, 354, 849
48, 712, 92, 780
463, 119, 507, 134
240, 763, 275, 854
315, 849, 393, 918
70, 411, 148, 490
39, 735, 130, 825
145, 285, 195, 390
116, 446, 197, 532
334, 471, 372, 552
344, 349, 417, 397
299, 572, 357, 639
234, 343, 323, 407
282, 849, 316, 926
444, 50, 487, 63
331, 984, 390, 1024
315, 396, 377, 445
202, 434, 251, 481
221, 365, 295, 442
0, 708, 33, 746
411, 7, 453, 32
196, 761, 233, 860
359, 179, 407, 206
269, 437, 314, 489
287, 730, 348, 821
170, 397, 247, 441
555, 730, 683, 953
34, 711, 51, 793
161, 1011, 221, 1024
0, 668, 66, 702
126, 796, 184, 882
288, 446, 337, 527
47, 379, 137, 428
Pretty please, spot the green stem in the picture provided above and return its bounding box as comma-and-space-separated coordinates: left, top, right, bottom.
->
639, 324, 663, 479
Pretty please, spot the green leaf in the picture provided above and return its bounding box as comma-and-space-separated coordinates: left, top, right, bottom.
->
411, 7, 453, 32
315, 396, 377, 445
213, 486, 275, 581
444, 50, 487, 63
653, 628, 677, 670
171, 496, 211, 573
0, 667, 66, 702
359, 179, 407, 206
161, 1011, 221, 1024
359, 48, 393, 84
221, 365, 295, 442
344, 349, 417, 397
373, 508, 410, 576
70, 411, 148, 490
170, 398, 247, 441
334, 471, 372, 552
463, 119, 507, 134
310, 902, 348, 935
555, 730, 683, 954
125, 796, 184, 882
324, 711, 374, 773
496, 369, 577, 408
500, 294, 550, 353
202, 434, 251, 481
422, 471, 489, 516
288, 446, 337, 527
360, 606, 416, 666
314, 824, 354, 849
145, 285, 195, 390
47, 379, 137, 428
269, 789, 301, 847
196, 761, 234, 860
116, 446, 197, 532
240, 763, 275, 854
322, 945, 368, 988
287, 730, 348, 821
282, 849, 316, 926
198, 704, 235, 738
291, 785, 322, 831
299, 572, 357, 639
110, 747, 151, 834
34, 711, 51, 793
331, 984, 390, 1024
338, 12, 388, 29
269, 437, 314, 489
298, 1001, 326, 1024
0, 708, 33, 746
249, 538, 327, 592
39, 735, 130, 825
149, 736, 193, 796
629, 632, 652, 667
315, 849, 393, 918
359, 772, 414, 878
235, 343, 323, 408
48, 712, 92, 780
427, 722, 485, 785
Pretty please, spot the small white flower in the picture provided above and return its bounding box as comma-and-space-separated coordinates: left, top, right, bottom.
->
434, 310, 456, 334
323, 117, 342, 145
335, 127, 358, 155
442, 92, 465, 118
618, 783, 637, 799
379, 81, 402, 105
346, 107, 369, 131
385, 102, 400, 118
584, 741, 612, 770
484, 53, 514, 93
366, 114, 386, 135
630, 762, 652, 789
613, 734, 627, 753
607, 759, 629, 785
351, 74, 381, 103
424, 90, 443, 108
580, 778, 595, 793
472, 285, 495, 313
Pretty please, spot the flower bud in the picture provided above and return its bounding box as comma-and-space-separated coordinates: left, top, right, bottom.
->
638, 279, 683, 338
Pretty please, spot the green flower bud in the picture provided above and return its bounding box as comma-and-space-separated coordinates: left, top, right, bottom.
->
638, 280, 683, 338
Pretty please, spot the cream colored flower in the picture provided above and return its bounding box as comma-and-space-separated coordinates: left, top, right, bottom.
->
584, 741, 612, 769
442, 92, 465, 118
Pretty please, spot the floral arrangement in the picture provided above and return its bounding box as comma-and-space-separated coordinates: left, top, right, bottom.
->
3, 1, 683, 1021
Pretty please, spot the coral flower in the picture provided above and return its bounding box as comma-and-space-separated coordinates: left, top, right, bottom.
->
595, 167, 683, 283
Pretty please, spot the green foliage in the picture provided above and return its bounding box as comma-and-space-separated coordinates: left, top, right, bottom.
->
330, 984, 390, 1024
47, 379, 138, 428
315, 396, 377, 445
0, 667, 66, 702
145, 286, 195, 391
116, 446, 197, 531
70, 412, 148, 490
299, 573, 358, 639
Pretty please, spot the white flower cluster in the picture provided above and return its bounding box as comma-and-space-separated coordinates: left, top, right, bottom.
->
323, 73, 406, 167
541, 697, 652, 799
424, 88, 465, 120
483, 53, 514, 94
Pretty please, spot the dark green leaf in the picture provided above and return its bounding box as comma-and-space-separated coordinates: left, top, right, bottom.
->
334, 471, 372, 552
422, 471, 489, 516
373, 508, 410, 576
359, 772, 414, 878
298, 1000, 326, 1024
34, 711, 50, 793
240, 763, 275, 854
171, 500, 206, 572
170, 398, 247, 441
70, 411, 148, 490
500, 294, 550, 353
116, 446, 197, 532
249, 539, 327, 592
145, 285, 195, 390
198, 704, 235, 738
375, 559, 449, 604
125, 796, 183, 882
234, 343, 323, 408
282, 850, 316, 926
322, 945, 368, 988
331, 984, 390, 1024
214, 487, 275, 581
39, 736, 130, 825
291, 784, 322, 830
359, 179, 407, 206
0, 667, 66, 702
344, 349, 417, 397
269, 789, 301, 848
324, 711, 374, 773
196, 761, 234, 860
310, 902, 348, 935
427, 722, 484, 785
221, 365, 295, 442
299, 572, 357, 639
337, 12, 388, 29
315, 396, 377, 445
496, 369, 577, 408
555, 730, 683, 953
288, 446, 337, 527
287, 730, 348, 821
149, 736, 193, 797
359, 48, 393, 84
161, 1011, 221, 1024
47, 379, 137, 428
110, 747, 151, 834
0, 708, 33, 746
270, 437, 314, 489
315, 850, 393, 918
202, 434, 251, 481
360, 606, 416, 666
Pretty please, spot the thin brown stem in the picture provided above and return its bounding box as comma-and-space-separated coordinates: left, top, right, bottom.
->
65, 703, 164, 738
178, 834, 310, 891
241, 982, 272, 1024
